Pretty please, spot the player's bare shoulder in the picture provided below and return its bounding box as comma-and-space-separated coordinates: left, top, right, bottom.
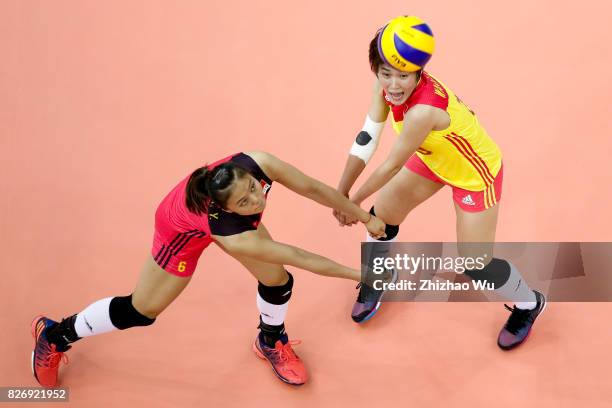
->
408, 104, 450, 131
243, 151, 279, 180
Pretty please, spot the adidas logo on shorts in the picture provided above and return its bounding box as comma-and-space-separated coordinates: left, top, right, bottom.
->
462, 194, 476, 206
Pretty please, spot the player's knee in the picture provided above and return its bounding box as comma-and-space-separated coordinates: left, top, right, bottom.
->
258, 268, 290, 287
109, 294, 156, 330
370, 206, 399, 241
258, 271, 294, 303
464, 258, 511, 289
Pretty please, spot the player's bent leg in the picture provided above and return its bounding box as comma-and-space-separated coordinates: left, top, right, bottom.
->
454, 201, 499, 243
351, 205, 399, 323
374, 166, 443, 226
228, 224, 307, 385
454, 203, 546, 350
352, 167, 443, 323
131, 255, 193, 318
31, 255, 191, 387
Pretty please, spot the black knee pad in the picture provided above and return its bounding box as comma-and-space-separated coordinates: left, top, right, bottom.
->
258, 272, 294, 305
464, 258, 511, 289
369, 206, 399, 241
109, 294, 156, 330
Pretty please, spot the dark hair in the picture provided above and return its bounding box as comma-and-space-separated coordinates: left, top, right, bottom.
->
368, 29, 422, 79
185, 163, 248, 215
368, 30, 384, 74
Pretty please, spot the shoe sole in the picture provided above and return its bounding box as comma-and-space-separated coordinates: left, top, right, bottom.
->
355, 302, 381, 324
498, 294, 547, 351
30, 315, 45, 384
251, 340, 305, 386
354, 268, 398, 324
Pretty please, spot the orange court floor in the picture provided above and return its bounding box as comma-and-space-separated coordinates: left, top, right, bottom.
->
1, 1, 611, 407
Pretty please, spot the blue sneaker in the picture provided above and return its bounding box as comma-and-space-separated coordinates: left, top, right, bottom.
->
351, 268, 397, 323
497, 291, 547, 350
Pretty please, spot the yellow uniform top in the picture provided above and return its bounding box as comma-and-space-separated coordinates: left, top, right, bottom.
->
386, 71, 502, 191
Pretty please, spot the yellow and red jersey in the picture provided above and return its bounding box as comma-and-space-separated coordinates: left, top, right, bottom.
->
384, 71, 502, 192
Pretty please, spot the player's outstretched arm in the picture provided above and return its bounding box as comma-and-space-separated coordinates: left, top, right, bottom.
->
247, 151, 386, 239
349, 105, 436, 205
214, 230, 361, 281
337, 80, 390, 196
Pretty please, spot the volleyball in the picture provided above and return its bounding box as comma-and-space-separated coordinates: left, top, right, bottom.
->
377, 16, 435, 72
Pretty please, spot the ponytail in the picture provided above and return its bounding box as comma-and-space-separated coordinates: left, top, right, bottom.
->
185, 167, 212, 215
185, 162, 249, 215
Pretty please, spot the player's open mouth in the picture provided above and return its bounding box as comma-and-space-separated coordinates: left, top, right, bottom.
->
388, 91, 404, 101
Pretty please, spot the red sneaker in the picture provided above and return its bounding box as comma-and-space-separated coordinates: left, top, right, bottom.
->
252, 333, 308, 385
31, 316, 69, 387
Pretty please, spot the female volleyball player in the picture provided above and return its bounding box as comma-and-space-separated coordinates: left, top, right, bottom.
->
32, 151, 386, 387
333, 16, 546, 349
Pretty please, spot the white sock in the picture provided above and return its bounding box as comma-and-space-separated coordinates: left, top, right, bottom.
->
73, 297, 117, 338
515, 300, 537, 310
493, 262, 537, 308
256, 293, 289, 326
